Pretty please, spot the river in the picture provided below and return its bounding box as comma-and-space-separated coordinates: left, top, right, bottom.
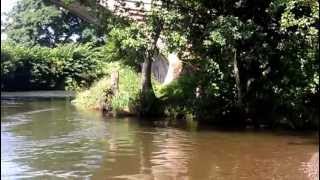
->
1, 92, 318, 179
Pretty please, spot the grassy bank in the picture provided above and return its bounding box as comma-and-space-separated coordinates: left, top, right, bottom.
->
72, 62, 140, 115
72, 61, 165, 116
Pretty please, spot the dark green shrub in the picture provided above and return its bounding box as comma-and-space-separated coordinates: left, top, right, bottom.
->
1, 43, 106, 91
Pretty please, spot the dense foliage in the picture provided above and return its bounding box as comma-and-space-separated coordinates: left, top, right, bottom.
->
2, 0, 104, 47
1, 43, 106, 91
77, 0, 318, 128
1, 0, 318, 129
156, 0, 319, 129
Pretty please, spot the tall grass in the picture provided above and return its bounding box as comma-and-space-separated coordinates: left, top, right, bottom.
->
72, 62, 141, 114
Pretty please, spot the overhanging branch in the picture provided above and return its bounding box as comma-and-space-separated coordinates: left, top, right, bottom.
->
49, 0, 101, 26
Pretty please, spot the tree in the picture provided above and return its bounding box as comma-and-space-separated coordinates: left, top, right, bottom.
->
2, 0, 103, 47
18, 0, 318, 127
156, 0, 318, 127
47, 0, 168, 115
100, 1, 166, 116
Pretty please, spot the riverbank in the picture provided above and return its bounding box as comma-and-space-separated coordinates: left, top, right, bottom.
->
1, 91, 75, 99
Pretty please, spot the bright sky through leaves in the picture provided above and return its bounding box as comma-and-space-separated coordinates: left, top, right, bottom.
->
1, 0, 17, 14
1, 0, 17, 40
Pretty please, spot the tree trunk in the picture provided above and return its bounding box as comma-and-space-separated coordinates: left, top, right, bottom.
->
139, 50, 157, 116
140, 52, 156, 116
139, 16, 163, 116
233, 48, 242, 107
140, 14, 163, 116
141, 53, 154, 94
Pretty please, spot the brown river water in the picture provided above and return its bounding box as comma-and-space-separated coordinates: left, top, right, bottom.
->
1, 92, 318, 180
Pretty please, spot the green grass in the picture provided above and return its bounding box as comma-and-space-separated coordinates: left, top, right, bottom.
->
111, 64, 140, 113
72, 62, 141, 114
71, 76, 111, 110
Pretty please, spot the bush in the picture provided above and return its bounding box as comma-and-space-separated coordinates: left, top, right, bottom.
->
157, 75, 198, 119
1, 43, 105, 91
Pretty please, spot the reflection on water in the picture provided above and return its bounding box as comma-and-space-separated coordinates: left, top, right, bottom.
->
1, 98, 318, 180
